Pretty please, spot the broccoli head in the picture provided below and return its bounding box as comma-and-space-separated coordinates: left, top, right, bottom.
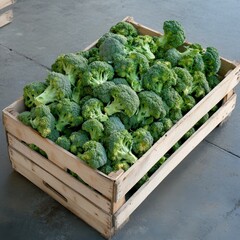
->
69, 130, 89, 154
17, 111, 32, 126
132, 128, 153, 157
96, 32, 128, 47
103, 116, 125, 136
54, 98, 82, 132
162, 118, 173, 132
99, 163, 113, 175
148, 121, 164, 142
82, 119, 104, 142
112, 161, 130, 172
148, 156, 167, 176
183, 127, 195, 141
56, 135, 71, 151
181, 95, 196, 113
207, 74, 220, 89
78, 141, 107, 169
105, 130, 137, 164
47, 128, 60, 142
23, 82, 47, 108
104, 84, 140, 117
110, 21, 138, 37
195, 113, 209, 128
93, 81, 115, 104
35, 72, 72, 105
111, 77, 130, 86
167, 107, 183, 124
82, 98, 108, 122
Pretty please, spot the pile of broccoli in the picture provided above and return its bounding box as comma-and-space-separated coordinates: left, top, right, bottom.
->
18, 20, 221, 185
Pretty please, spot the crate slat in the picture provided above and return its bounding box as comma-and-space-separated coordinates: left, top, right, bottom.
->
0, 0, 15, 10
0, 10, 13, 28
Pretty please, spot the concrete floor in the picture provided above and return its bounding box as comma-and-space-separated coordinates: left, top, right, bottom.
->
0, 0, 240, 239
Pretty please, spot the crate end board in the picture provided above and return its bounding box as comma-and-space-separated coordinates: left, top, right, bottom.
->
0, 10, 13, 28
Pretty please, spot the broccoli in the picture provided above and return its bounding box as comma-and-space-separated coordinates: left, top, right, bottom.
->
167, 107, 183, 124
148, 121, 164, 142
202, 47, 221, 76
47, 128, 60, 142
96, 32, 128, 47
155, 20, 185, 50
162, 118, 173, 132
28, 144, 48, 158
111, 78, 130, 86
183, 127, 195, 141
93, 81, 115, 104
134, 174, 149, 189
136, 91, 167, 124
82, 119, 104, 142
82, 98, 108, 122
207, 74, 220, 89
78, 141, 107, 169
171, 141, 181, 152
112, 161, 130, 172
54, 98, 83, 132
181, 95, 196, 113
142, 63, 177, 95
132, 128, 153, 157
195, 113, 209, 128
110, 21, 138, 37
69, 130, 89, 154
99, 37, 127, 62
17, 111, 32, 126
191, 71, 211, 98
104, 84, 140, 117
103, 116, 125, 136
173, 67, 193, 95
23, 82, 47, 108
30, 104, 56, 138
79, 95, 93, 108
56, 135, 71, 151
77, 47, 100, 63
129, 51, 150, 75
51, 53, 88, 85
100, 163, 113, 175
35, 72, 72, 105
82, 61, 114, 88
117, 113, 140, 131
148, 156, 167, 176
105, 130, 137, 164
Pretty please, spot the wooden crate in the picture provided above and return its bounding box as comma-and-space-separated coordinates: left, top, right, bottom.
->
2, 17, 240, 238
0, 0, 15, 28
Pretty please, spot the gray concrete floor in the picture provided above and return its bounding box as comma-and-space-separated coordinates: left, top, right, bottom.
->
1, 0, 240, 239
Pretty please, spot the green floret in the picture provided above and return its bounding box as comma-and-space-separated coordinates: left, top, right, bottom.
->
82, 119, 104, 142
202, 47, 221, 76
35, 72, 72, 105
195, 113, 209, 128
112, 161, 130, 172
23, 82, 47, 108
111, 78, 130, 86
181, 95, 196, 113
99, 37, 127, 62
173, 67, 193, 95
117, 113, 140, 130
155, 20, 185, 50
56, 135, 71, 151
96, 32, 128, 47
148, 121, 164, 142
142, 63, 177, 95
183, 127, 195, 141
191, 71, 211, 98
17, 111, 32, 126
129, 51, 150, 75
136, 91, 167, 124
161, 86, 184, 110
110, 21, 138, 37
51, 53, 88, 85
69, 130, 89, 154
148, 156, 167, 176
78, 141, 107, 169
77, 47, 100, 63
28, 144, 48, 158
104, 84, 140, 117
105, 130, 137, 164
207, 74, 221, 89
82, 98, 108, 122
103, 116, 125, 136
134, 174, 149, 189
82, 61, 114, 88
93, 81, 115, 104
47, 128, 60, 142
54, 98, 83, 132
162, 118, 173, 132
30, 105, 56, 138
132, 128, 153, 157
167, 107, 183, 124
100, 164, 113, 175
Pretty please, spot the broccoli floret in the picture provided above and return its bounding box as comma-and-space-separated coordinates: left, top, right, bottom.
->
129, 51, 150, 75
103, 116, 125, 136
142, 63, 177, 95
96, 32, 128, 47
117, 113, 140, 130
167, 107, 183, 124
161, 86, 184, 110
93, 81, 115, 104
202, 47, 221, 76
30, 105, 56, 138
162, 118, 173, 132
56, 135, 71, 151
47, 128, 60, 142
17, 111, 32, 126
82, 61, 114, 88
113, 54, 143, 92
148, 156, 167, 176
104, 84, 140, 117
77, 47, 100, 63
111, 78, 130, 86
99, 163, 113, 175
69, 130, 89, 154
105, 130, 137, 164
195, 113, 209, 128
155, 20, 185, 50
181, 95, 196, 113
183, 127, 195, 141
79, 95, 93, 108
112, 161, 130, 172
110, 21, 138, 37
207, 74, 221, 89
173, 67, 193, 95
136, 91, 167, 124
82, 119, 104, 142
99, 37, 127, 62
78, 141, 107, 169
148, 121, 164, 142
23, 82, 47, 108
28, 144, 48, 158
171, 141, 181, 152
132, 128, 153, 157
82, 98, 108, 122
51, 53, 87, 85
54, 99, 83, 132
35, 72, 72, 105
134, 174, 149, 189
191, 71, 211, 98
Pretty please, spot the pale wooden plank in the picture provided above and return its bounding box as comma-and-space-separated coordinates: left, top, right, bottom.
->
114, 94, 237, 228
11, 161, 113, 238
7, 134, 112, 214
0, 10, 13, 28
0, 0, 15, 10
114, 65, 240, 202
9, 148, 112, 227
